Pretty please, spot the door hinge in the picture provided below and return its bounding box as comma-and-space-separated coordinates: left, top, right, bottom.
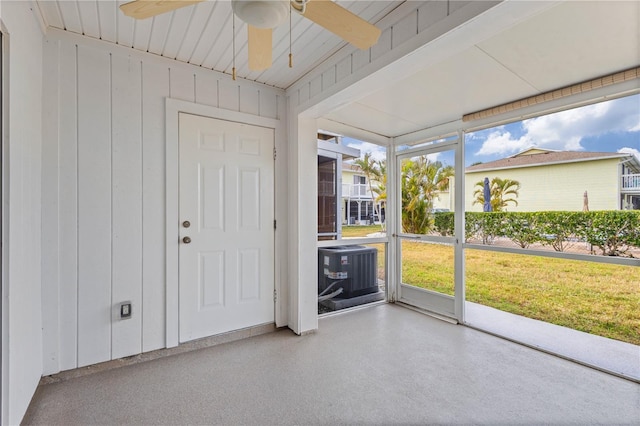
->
273, 147, 277, 160
274, 219, 277, 230
273, 289, 277, 302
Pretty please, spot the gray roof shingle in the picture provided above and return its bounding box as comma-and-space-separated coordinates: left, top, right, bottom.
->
466, 150, 626, 172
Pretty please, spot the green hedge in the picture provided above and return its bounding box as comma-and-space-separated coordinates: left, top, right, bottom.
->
431, 211, 640, 257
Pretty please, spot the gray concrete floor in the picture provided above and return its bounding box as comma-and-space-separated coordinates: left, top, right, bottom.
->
24, 304, 640, 425
465, 301, 640, 381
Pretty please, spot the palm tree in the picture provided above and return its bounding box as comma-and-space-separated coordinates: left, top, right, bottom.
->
364, 156, 452, 233
371, 160, 387, 230
371, 159, 386, 204
353, 153, 383, 222
473, 177, 520, 211
401, 157, 453, 234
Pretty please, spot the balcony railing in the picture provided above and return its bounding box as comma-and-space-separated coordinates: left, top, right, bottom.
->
342, 183, 373, 199
621, 174, 640, 191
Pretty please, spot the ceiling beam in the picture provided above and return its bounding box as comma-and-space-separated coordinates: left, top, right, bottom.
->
317, 118, 391, 146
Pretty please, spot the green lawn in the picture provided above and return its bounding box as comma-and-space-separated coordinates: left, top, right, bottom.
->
341, 226, 640, 345
341, 224, 382, 238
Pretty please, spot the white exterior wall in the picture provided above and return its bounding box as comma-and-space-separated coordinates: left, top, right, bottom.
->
465, 159, 621, 212
40, 31, 285, 374
433, 190, 453, 211
0, 2, 44, 424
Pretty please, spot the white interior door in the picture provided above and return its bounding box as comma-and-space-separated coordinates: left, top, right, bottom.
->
179, 113, 275, 343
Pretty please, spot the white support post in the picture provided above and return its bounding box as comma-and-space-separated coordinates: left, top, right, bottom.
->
454, 130, 466, 323
336, 156, 342, 238
288, 113, 319, 334
386, 142, 397, 302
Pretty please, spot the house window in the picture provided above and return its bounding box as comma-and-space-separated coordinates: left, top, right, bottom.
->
318, 156, 337, 240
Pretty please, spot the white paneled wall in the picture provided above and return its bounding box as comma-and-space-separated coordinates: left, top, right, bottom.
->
1, 2, 44, 424
41, 31, 284, 374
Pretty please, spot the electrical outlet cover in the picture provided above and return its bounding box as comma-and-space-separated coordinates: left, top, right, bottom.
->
120, 303, 132, 319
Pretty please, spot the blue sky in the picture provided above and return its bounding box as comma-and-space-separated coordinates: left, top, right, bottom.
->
344, 93, 640, 167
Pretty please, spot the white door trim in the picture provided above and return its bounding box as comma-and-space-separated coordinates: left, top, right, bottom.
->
165, 98, 286, 348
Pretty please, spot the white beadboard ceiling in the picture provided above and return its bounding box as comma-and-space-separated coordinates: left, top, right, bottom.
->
36, 0, 402, 89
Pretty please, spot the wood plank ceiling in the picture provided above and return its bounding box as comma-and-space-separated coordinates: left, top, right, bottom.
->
35, 0, 403, 89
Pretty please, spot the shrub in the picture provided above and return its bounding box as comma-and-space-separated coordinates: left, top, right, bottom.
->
582, 211, 640, 256
502, 213, 541, 248
428, 210, 639, 257
434, 212, 454, 236
534, 211, 586, 252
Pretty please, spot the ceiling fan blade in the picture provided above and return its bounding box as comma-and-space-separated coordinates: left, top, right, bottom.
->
248, 26, 273, 71
120, 0, 204, 20
302, 0, 382, 50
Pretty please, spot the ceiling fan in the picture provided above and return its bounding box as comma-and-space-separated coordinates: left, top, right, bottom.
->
120, 0, 382, 72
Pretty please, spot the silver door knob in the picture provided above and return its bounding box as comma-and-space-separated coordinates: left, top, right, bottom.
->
182, 236, 191, 244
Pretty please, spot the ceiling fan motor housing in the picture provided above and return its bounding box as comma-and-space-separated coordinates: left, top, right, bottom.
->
231, 0, 290, 29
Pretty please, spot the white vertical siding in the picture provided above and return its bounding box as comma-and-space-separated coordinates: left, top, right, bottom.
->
218, 80, 240, 112
41, 31, 285, 373
194, 70, 218, 108
57, 41, 79, 371
169, 66, 195, 102
40, 29, 60, 376
111, 55, 143, 360
0, 2, 44, 424
76, 45, 112, 367
141, 60, 169, 353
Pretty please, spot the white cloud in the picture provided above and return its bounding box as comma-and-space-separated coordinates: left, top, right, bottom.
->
476, 130, 530, 156
618, 147, 640, 163
476, 94, 640, 156
426, 152, 441, 162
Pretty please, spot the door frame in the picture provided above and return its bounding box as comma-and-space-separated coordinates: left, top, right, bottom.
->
393, 133, 465, 322
165, 98, 286, 348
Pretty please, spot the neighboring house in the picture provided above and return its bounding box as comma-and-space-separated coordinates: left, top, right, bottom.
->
464, 148, 640, 211
341, 162, 382, 225
432, 177, 454, 212
317, 132, 382, 240
339, 146, 640, 221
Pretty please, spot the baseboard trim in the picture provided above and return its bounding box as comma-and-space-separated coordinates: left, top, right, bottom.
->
41, 322, 278, 384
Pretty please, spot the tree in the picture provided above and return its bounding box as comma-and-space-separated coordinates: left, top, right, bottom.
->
371, 159, 386, 204
401, 157, 453, 234
371, 160, 387, 230
354, 153, 384, 223
361, 156, 452, 233
473, 177, 520, 212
